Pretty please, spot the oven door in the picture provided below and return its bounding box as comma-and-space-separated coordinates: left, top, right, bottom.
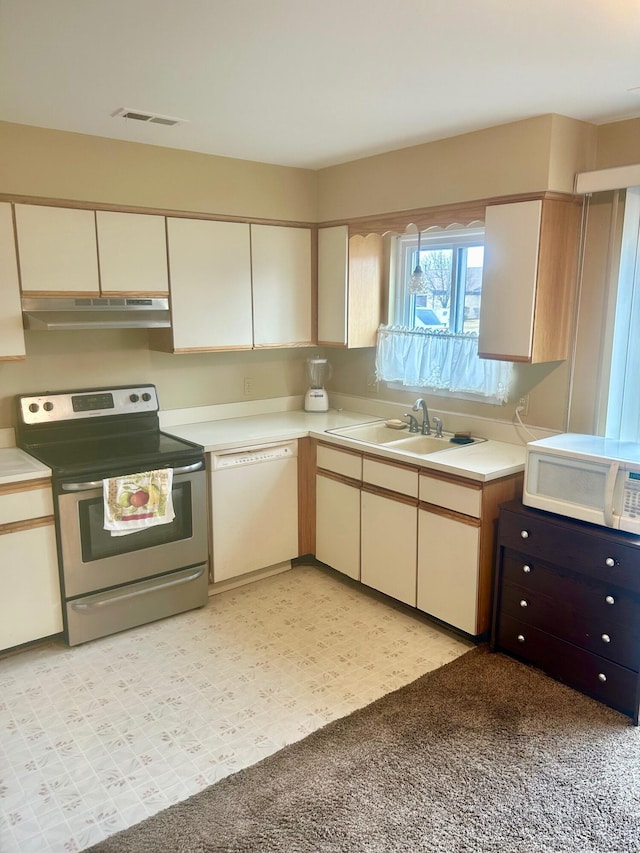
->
57, 462, 208, 598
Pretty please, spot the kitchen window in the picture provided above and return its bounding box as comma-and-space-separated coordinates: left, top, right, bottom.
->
376, 225, 513, 403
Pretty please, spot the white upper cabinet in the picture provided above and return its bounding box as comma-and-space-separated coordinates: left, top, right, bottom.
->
478, 197, 580, 363
317, 226, 382, 348
15, 204, 100, 294
0, 203, 26, 359
251, 224, 312, 347
166, 217, 253, 351
96, 211, 168, 295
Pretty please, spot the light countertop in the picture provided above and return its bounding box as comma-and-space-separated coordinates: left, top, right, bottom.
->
0, 448, 51, 486
166, 408, 525, 483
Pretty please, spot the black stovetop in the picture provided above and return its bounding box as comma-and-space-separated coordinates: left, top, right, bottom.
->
24, 430, 203, 481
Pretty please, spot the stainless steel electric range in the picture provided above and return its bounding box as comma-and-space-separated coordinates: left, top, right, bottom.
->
16, 384, 209, 646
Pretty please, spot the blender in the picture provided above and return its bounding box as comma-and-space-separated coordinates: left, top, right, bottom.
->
304, 357, 332, 412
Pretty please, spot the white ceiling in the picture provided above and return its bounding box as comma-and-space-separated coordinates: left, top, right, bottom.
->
2, 0, 640, 170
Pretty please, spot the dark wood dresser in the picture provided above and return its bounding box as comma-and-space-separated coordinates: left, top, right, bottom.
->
490, 500, 640, 724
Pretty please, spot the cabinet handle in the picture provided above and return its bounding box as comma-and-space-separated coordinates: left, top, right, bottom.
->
517, 634, 525, 643
598, 673, 607, 682
519, 599, 528, 608
605, 595, 615, 605
520, 530, 529, 539
522, 564, 531, 573
605, 557, 615, 568
601, 634, 611, 643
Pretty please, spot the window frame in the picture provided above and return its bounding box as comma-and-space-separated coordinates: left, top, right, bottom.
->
392, 226, 485, 333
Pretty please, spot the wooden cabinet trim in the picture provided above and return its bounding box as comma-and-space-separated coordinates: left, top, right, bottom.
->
317, 440, 362, 459
419, 501, 481, 527
362, 453, 419, 474
297, 437, 315, 556
2, 195, 316, 229
0, 515, 55, 536
419, 469, 482, 491
0, 478, 51, 496
362, 482, 418, 507
316, 468, 361, 490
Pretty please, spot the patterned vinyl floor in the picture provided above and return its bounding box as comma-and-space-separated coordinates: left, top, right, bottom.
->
0, 564, 472, 852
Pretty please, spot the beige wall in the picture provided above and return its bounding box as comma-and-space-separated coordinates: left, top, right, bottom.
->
596, 118, 640, 170
317, 115, 596, 222
0, 122, 318, 221
1, 114, 639, 435
0, 329, 314, 428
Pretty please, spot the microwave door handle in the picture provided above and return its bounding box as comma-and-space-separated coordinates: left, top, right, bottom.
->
604, 462, 619, 527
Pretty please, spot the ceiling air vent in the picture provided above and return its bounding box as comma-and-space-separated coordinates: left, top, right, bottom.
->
111, 108, 187, 127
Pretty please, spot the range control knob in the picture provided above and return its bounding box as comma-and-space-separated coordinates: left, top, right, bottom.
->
141, 392, 151, 402
28, 402, 39, 413
43, 402, 54, 412
129, 394, 140, 403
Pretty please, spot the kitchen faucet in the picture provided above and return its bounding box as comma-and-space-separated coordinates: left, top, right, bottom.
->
403, 413, 420, 433
412, 398, 431, 435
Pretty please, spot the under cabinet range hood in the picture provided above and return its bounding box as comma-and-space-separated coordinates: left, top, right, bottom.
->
22, 297, 171, 330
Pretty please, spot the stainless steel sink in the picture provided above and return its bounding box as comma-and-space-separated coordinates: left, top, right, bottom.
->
327, 421, 484, 455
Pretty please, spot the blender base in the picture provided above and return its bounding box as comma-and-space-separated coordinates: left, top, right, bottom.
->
304, 388, 329, 412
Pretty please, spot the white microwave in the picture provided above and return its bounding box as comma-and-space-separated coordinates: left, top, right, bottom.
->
523, 433, 640, 533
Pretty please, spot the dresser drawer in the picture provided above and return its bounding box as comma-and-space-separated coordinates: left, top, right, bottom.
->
501, 550, 640, 631
499, 505, 640, 593
500, 581, 640, 671
496, 614, 638, 718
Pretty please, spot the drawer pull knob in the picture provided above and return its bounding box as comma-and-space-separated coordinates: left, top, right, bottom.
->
523, 564, 531, 574
601, 634, 611, 643
520, 530, 529, 539
605, 557, 615, 568
517, 634, 525, 643
598, 673, 607, 682
605, 595, 615, 605
519, 599, 528, 608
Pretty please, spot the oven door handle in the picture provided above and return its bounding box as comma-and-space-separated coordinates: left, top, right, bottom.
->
60, 459, 204, 491
70, 565, 207, 610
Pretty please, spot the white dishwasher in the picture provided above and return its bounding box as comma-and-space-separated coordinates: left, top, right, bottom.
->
209, 440, 299, 583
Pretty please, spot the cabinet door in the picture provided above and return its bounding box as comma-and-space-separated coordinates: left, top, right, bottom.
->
251, 224, 312, 346
0, 521, 62, 649
417, 508, 480, 634
167, 217, 253, 351
317, 227, 382, 348
15, 204, 100, 294
96, 211, 168, 295
361, 490, 417, 606
318, 225, 348, 345
478, 200, 541, 362
316, 473, 360, 580
0, 203, 26, 359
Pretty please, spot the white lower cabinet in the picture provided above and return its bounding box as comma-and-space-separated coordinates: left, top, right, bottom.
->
0, 519, 62, 650
417, 509, 480, 634
360, 489, 417, 607
316, 473, 360, 580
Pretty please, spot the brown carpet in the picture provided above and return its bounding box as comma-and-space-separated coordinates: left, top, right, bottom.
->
86, 646, 640, 853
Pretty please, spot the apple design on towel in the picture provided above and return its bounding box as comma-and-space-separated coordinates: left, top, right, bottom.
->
129, 489, 150, 508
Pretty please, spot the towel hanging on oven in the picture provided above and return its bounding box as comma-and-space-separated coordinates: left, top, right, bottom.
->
103, 468, 175, 536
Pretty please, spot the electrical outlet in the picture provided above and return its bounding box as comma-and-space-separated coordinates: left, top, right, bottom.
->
517, 395, 530, 416
243, 377, 254, 396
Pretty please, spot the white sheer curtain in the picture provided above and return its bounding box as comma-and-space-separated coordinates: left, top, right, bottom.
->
375, 325, 513, 403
